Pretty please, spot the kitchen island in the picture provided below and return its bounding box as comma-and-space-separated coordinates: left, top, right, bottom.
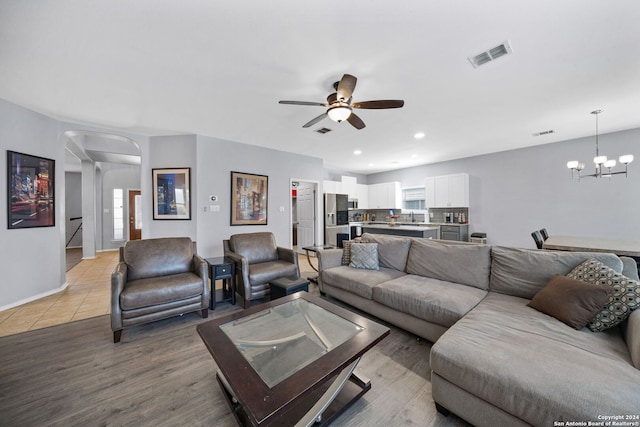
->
362, 224, 439, 239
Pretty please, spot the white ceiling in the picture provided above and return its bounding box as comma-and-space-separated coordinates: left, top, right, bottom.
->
1, 0, 639, 174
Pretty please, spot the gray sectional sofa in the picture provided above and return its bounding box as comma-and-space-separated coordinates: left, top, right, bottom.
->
317, 233, 640, 426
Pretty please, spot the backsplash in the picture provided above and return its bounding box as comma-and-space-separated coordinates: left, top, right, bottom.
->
349, 207, 468, 224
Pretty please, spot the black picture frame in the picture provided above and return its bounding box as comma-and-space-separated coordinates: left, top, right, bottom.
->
7, 150, 55, 229
230, 171, 268, 225
152, 168, 191, 220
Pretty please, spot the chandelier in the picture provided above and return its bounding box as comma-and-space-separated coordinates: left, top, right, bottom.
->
567, 110, 633, 179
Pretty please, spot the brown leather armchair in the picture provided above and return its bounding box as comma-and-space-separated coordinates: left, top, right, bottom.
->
223, 232, 299, 308
111, 237, 209, 343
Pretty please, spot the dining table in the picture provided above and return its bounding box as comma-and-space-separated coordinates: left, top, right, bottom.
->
542, 235, 640, 258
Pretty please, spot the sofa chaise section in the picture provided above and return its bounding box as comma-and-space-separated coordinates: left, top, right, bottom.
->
430, 245, 640, 426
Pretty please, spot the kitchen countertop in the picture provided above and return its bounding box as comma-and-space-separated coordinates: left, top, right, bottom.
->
351, 221, 468, 227
362, 224, 441, 232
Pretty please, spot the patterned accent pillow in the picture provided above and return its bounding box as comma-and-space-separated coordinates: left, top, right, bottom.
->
567, 258, 640, 332
341, 240, 352, 265
349, 243, 379, 270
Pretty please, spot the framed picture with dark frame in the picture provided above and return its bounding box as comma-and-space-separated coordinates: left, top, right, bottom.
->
230, 171, 268, 226
7, 150, 55, 229
152, 168, 191, 220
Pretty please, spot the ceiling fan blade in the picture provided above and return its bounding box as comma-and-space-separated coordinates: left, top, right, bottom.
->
352, 100, 405, 109
279, 100, 327, 106
347, 112, 366, 130
337, 74, 357, 102
302, 113, 328, 128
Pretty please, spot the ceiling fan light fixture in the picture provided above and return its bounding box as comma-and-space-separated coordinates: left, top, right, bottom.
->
327, 106, 352, 122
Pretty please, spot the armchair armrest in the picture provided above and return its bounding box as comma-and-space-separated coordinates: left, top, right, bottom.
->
224, 250, 251, 299
277, 247, 299, 269
111, 262, 127, 331
193, 254, 210, 307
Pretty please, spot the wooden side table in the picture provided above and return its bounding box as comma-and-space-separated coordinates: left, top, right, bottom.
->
205, 256, 236, 310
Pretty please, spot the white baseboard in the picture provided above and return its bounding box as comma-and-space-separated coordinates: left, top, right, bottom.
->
0, 281, 70, 312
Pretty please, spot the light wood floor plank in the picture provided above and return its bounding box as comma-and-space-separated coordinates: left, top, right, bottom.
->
0, 292, 470, 427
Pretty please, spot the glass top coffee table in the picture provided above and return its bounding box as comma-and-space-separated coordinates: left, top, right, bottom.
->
197, 292, 389, 426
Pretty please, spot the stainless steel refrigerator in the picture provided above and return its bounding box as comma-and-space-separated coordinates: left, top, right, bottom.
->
324, 193, 349, 247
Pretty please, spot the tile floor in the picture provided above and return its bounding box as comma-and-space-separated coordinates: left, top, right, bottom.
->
0, 249, 319, 338
0, 250, 117, 337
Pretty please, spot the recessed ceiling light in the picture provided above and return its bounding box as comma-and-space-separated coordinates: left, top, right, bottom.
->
414, 132, 425, 139
412, 154, 418, 158
353, 150, 362, 155
368, 163, 375, 167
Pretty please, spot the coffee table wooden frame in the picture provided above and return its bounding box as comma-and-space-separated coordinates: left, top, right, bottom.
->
197, 292, 389, 426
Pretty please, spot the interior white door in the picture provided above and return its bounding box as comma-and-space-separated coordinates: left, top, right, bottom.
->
296, 182, 316, 253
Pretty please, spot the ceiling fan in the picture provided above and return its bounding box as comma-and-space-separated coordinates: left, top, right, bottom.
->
279, 74, 404, 130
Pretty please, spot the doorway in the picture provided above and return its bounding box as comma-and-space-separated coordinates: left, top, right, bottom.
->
291, 180, 318, 253
128, 189, 142, 240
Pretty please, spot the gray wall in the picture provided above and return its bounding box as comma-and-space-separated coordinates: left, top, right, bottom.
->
145, 135, 198, 240
195, 135, 324, 258
0, 99, 65, 308
369, 128, 640, 248
64, 172, 82, 247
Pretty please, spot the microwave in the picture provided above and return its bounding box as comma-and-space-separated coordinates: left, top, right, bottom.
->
348, 199, 358, 209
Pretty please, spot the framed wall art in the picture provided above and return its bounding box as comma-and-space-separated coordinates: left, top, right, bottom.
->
230, 171, 268, 225
152, 168, 191, 220
7, 150, 55, 229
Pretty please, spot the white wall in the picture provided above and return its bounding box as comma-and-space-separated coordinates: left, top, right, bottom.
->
0, 99, 65, 308
369, 128, 640, 248
195, 135, 324, 258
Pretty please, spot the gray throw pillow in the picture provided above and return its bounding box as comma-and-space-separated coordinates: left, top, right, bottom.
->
528, 275, 613, 330
350, 243, 379, 270
567, 258, 640, 332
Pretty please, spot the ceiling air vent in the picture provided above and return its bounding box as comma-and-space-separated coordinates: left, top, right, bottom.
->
468, 40, 513, 68
315, 127, 332, 134
533, 130, 555, 137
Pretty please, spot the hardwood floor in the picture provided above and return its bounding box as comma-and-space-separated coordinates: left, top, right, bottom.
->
0, 251, 470, 426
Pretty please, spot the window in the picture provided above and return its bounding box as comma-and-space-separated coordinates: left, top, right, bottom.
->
402, 187, 426, 211
113, 188, 124, 240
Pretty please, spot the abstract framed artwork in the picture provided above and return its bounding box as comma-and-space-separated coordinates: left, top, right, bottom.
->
7, 150, 55, 229
152, 168, 191, 220
230, 171, 268, 225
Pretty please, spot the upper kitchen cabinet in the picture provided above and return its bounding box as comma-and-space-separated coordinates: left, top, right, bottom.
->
341, 176, 358, 199
425, 177, 436, 208
368, 182, 402, 209
356, 184, 369, 209
433, 173, 469, 207
323, 180, 341, 194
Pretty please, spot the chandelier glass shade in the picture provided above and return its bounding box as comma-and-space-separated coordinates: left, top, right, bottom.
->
567, 110, 633, 179
327, 105, 352, 122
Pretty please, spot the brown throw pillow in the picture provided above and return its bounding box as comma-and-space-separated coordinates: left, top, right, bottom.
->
528, 275, 614, 330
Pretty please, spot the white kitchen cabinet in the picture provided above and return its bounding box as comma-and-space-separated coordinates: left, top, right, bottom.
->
341, 176, 358, 199
425, 177, 435, 208
356, 184, 369, 209
432, 173, 469, 207
368, 182, 402, 209
323, 180, 341, 194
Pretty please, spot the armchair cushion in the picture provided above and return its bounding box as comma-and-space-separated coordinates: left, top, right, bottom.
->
230, 232, 278, 264
120, 272, 205, 310
249, 260, 299, 285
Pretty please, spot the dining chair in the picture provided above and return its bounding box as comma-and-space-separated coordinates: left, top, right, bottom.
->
531, 231, 544, 249
540, 228, 549, 241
